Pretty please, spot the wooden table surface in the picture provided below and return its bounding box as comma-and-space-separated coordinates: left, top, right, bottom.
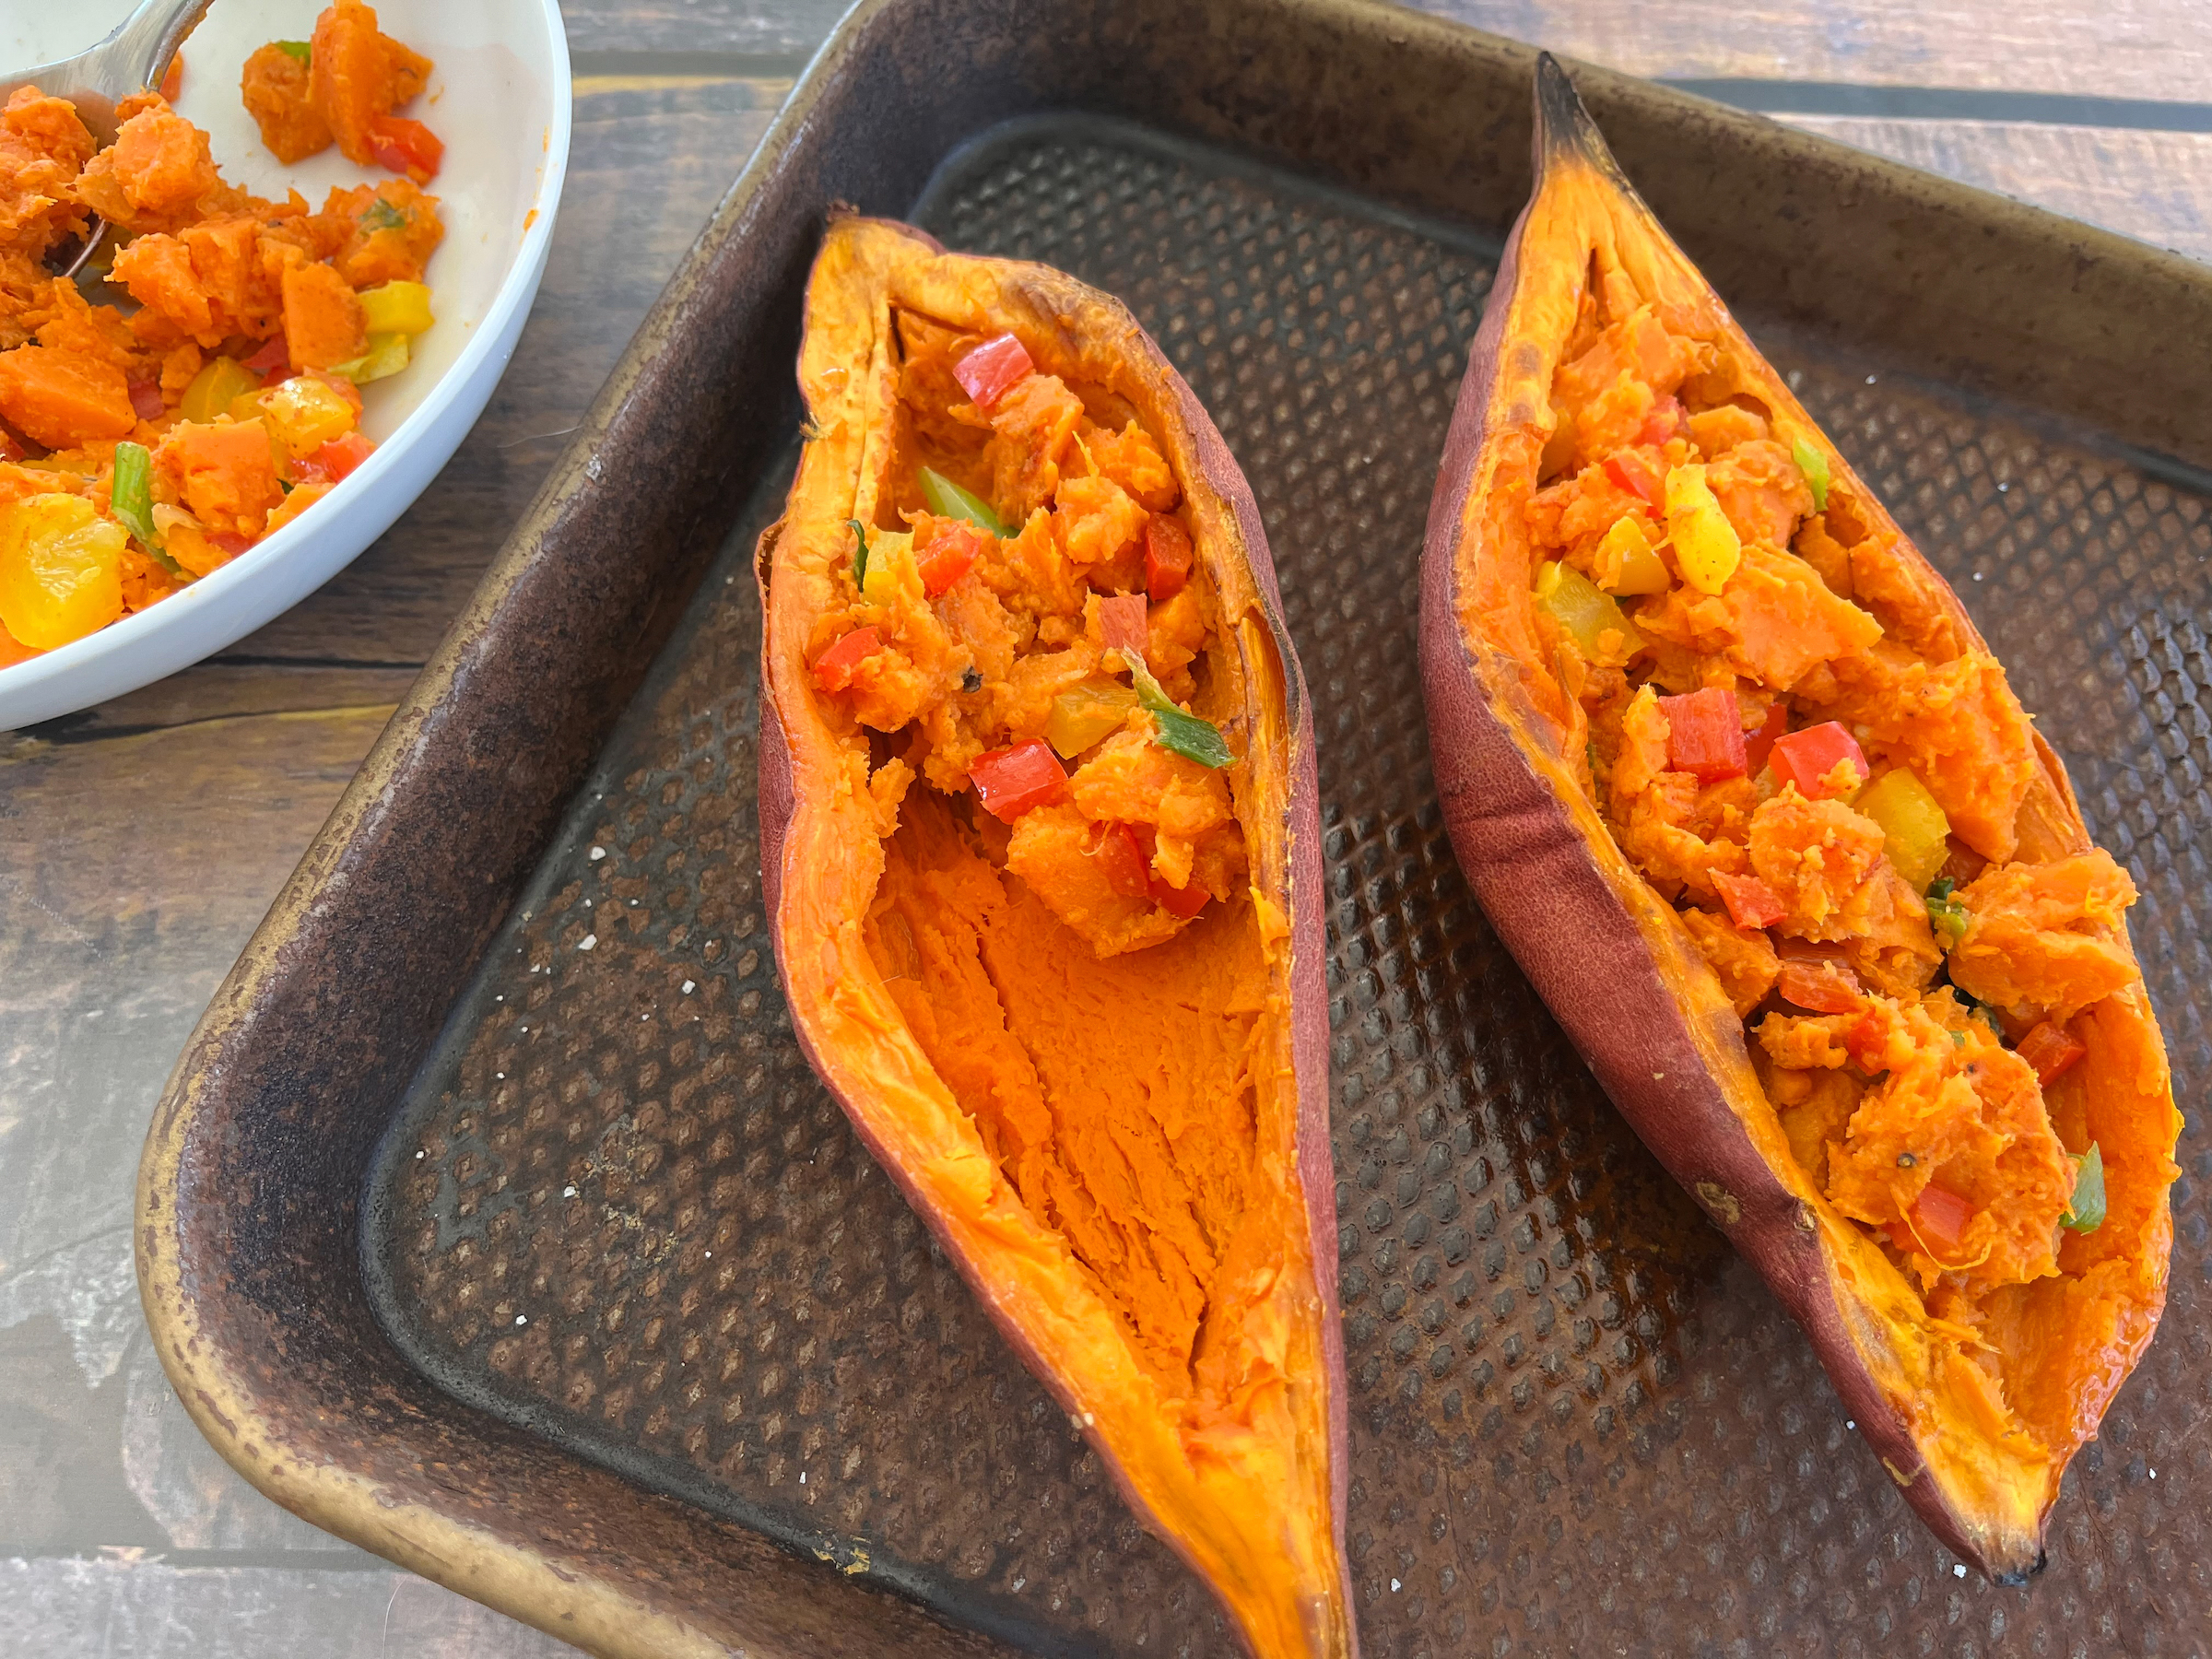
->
3, 1, 2206, 1653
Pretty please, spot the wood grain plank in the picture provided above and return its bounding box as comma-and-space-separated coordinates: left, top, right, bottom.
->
2, 1559, 580, 1658
552, 0, 2212, 104
1769, 117, 2212, 263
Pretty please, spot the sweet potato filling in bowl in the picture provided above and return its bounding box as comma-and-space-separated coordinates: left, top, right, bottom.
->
0, 0, 443, 663
760, 218, 1351, 1658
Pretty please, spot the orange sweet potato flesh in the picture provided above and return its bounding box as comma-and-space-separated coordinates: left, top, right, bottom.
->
311, 0, 433, 170
241, 43, 335, 165
1419, 58, 2178, 1581
0, 346, 135, 448
759, 217, 1353, 1659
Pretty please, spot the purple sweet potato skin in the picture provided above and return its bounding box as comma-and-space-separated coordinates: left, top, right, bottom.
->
1415, 182, 2025, 1580
756, 220, 1354, 1641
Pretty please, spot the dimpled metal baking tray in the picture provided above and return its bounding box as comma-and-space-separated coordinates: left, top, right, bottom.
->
139, 0, 2212, 1654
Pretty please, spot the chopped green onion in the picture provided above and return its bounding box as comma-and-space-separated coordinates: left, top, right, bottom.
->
845, 518, 869, 589
2062, 1144, 2106, 1234
109, 441, 191, 580
1792, 437, 1830, 512
918, 467, 1009, 539
1125, 659, 1231, 770
109, 442, 159, 547
360, 198, 408, 233
1925, 875, 1971, 947
276, 40, 312, 62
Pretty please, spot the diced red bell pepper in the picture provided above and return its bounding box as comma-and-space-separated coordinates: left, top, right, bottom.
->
2018, 1020, 2088, 1088
1840, 1001, 1893, 1073
1888, 1182, 1972, 1256
368, 114, 444, 183
1769, 721, 1868, 800
1711, 870, 1786, 931
292, 431, 374, 485
1087, 820, 1153, 899
208, 529, 253, 557
127, 376, 165, 420
1603, 449, 1664, 507
1636, 395, 1686, 447
916, 521, 983, 596
1776, 954, 1864, 1015
243, 335, 290, 379
1144, 515, 1194, 603
1149, 872, 1210, 918
812, 626, 881, 693
952, 333, 1034, 410
1658, 687, 1747, 782
1100, 592, 1147, 662
1744, 700, 1789, 774
970, 739, 1067, 821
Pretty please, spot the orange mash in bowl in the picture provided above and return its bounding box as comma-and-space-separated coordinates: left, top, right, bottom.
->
0, 0, 444, 664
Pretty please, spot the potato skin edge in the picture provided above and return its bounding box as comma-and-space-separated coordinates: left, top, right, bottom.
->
1415, 98, 2044, 1581
757, 216, 1355, 1649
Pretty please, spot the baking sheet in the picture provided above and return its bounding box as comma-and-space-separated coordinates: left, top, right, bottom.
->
364, 114, 2211, 1655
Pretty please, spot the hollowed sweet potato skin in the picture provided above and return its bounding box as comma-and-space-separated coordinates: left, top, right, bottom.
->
1418, 59, 2178, 1580
758, 217, 1354, 1659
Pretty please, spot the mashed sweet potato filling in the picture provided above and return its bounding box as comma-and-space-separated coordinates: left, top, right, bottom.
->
1524, 249, 2172, 1458
808, 300, 1279, 1394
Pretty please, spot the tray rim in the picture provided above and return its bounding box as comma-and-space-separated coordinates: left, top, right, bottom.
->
134, 0, 2212, 1653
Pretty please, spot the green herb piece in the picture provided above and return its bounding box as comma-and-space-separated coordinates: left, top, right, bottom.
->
1125, 660, 1231, 770
1925, 875, 1971, 947
109, 441, 191, 580
2062, 1143, 2106, 1234
276, 40, 312, 62
845, 518, 869, 589
919, 466, 1009, 539
360, 198, 408, 233
109, 442, 159, 547
1792, 437, 1830, 512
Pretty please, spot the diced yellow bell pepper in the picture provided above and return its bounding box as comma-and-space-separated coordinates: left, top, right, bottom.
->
179, 356, 261, 425
1535, 559, 1644, 667
1857, 766, 1952, 891
1594, 512, 1671, 595
357, 280, 434, 336
1664, 463, 1741, 594
0, 493, 128, 649
1047, 678, 1141, 758
858, 528, 916, 606
256, 375, 359, 457
330, 333, 411, 385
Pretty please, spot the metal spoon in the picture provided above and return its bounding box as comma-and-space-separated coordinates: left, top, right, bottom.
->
2, 0, 218, 276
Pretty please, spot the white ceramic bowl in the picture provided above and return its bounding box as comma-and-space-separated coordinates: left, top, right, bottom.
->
0, 0, 571, 728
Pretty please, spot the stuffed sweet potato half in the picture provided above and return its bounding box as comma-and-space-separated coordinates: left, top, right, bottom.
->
758, 216, 1354, 1658
1419, 59, 2180, 1579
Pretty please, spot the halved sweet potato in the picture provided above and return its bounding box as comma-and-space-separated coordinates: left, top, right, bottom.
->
1419, 58, 2179, 1580
759, 216, 1354, 1658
